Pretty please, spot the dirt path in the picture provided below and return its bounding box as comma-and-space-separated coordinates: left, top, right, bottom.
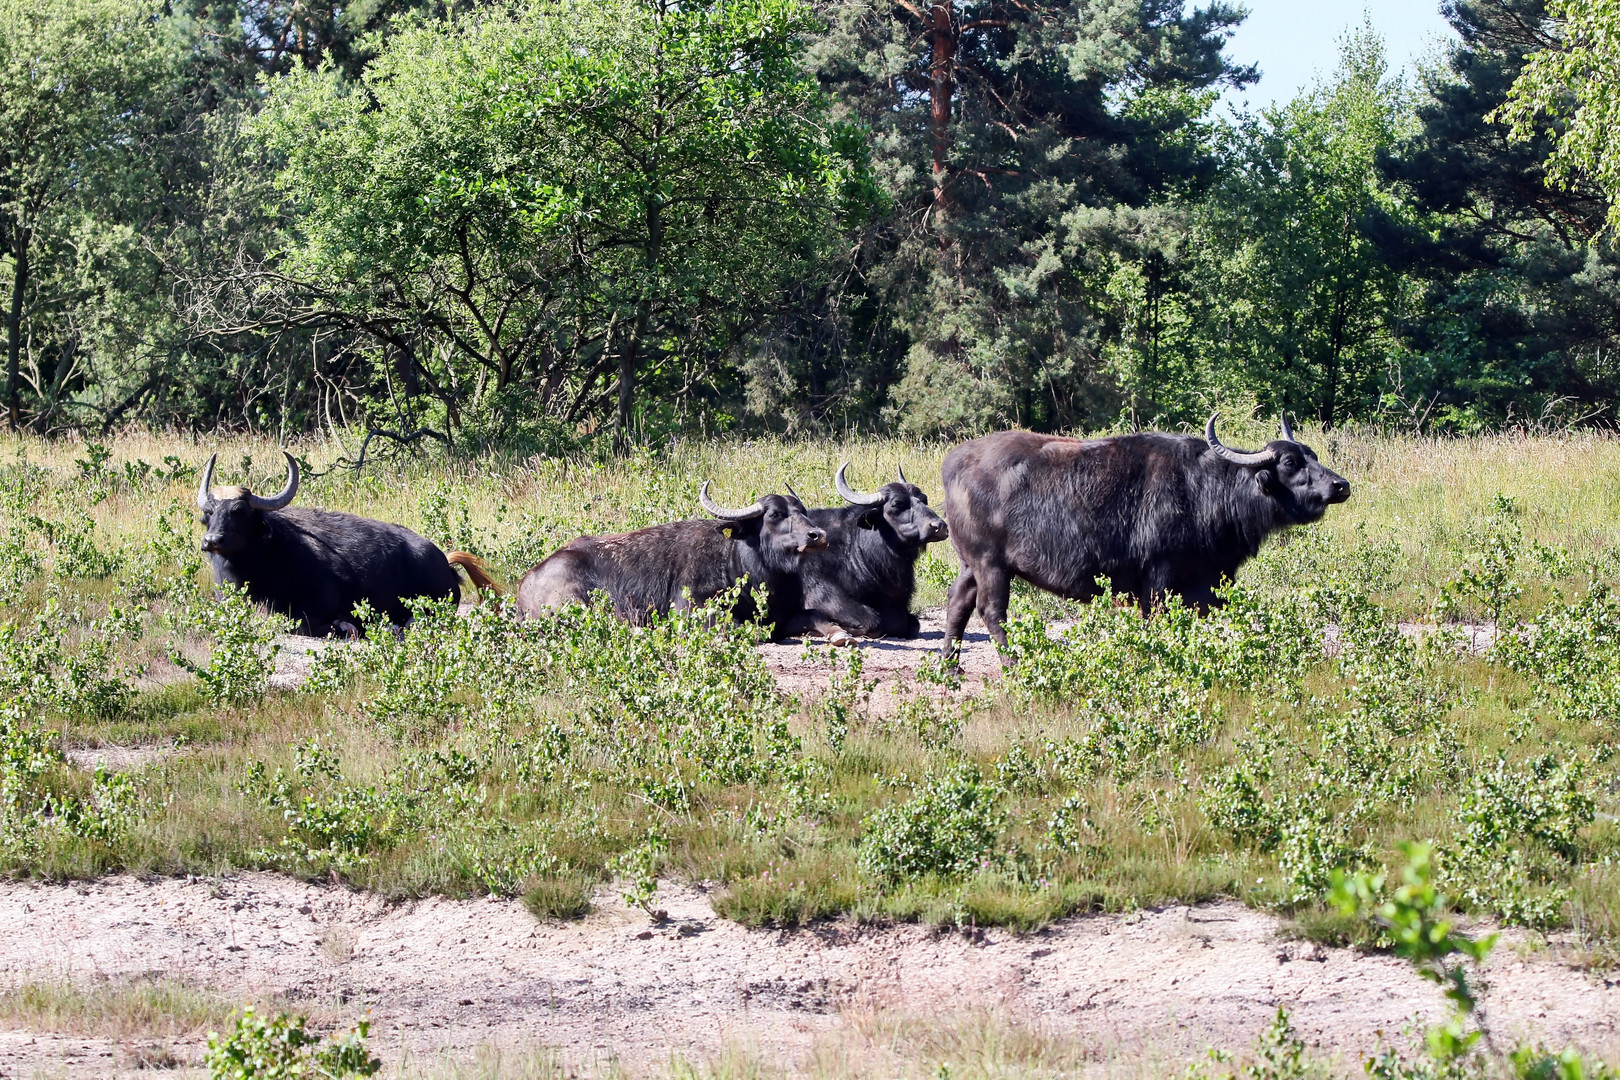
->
2, 873, 1616, 1078
757, 610, 1003, 708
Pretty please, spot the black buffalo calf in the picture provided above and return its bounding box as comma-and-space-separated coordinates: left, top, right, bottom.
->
198, 452, 493, 636
776, 464, 948, 643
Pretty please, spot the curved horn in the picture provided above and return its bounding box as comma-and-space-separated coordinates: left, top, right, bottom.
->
249, 451, 299, 511
835, 462, 884, 506
1279, 412, 1296, 443
1205, 414, 1275, 467
896, 463, 909, 485
197, 452, 218, 511
698, 481, 766, 521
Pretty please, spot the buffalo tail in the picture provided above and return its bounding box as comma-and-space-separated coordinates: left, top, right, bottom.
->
447, 552, 500, 599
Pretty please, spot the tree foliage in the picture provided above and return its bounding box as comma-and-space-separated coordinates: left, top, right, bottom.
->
1375, 0, 1620, 432
1, 0, 1618, 442
1203, 26, 1415, 428
807, 0, 1250, 436
250, 0, 880, 446
0, 0, 177, 431
1496, 0, 1620, 235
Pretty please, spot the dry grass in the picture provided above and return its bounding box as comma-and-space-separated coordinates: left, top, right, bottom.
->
377, 1003, 1371, 1080
3, 428, 1620, 945
24, 423, 1620, 613
0, 975, 236, 1039
377, 1008, 1234, 1080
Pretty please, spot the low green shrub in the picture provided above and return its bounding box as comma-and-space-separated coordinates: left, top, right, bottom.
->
205, 1006, 379, 1079
859, 764, 1005, 884
173, 583, 286, 707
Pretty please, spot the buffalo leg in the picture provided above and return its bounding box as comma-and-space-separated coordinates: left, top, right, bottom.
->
942, 567, 978, 661
1181, 586, 1223, 616
877, 608, 922, 639
973, 565, 1012, 653
773, 609, 843, 642
782, 597, 884, 641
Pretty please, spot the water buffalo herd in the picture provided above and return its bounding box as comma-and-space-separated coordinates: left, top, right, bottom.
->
197, 415, 1349, 655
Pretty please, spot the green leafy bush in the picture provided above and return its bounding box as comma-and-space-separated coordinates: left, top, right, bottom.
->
1436, 494, 1524, 627
0, 602, 134, 720
1184, 1009, 1323, 1079
174, 584, 286, 707
1456, 754, 1593, 860
1501, 582, 1620, 729
859, 764, 1005, 884
205, 1007, 379, 1079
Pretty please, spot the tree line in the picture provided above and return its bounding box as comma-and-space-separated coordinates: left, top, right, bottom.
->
1, 0, 1617, 448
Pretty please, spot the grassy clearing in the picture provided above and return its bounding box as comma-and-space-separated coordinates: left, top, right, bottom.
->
378, 1012, 1293, 1080
0, 975, 244, 1038
0, 428, 1619, 948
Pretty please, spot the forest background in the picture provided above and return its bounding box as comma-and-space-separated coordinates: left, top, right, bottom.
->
2, 0, 1618, 451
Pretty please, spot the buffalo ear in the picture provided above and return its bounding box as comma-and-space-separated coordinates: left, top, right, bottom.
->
858, 510, 879, 529
1255, 468, 1279, 494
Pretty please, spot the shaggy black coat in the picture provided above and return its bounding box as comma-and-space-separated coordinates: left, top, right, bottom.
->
776, 482, 949, 640
940, 430, 1350, 655
204, 506, 462, 636
514, 494, 826, 637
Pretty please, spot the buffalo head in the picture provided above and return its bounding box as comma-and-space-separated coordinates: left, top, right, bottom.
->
1205, 414, 1350, 523
835, 462, 949, 545
698, 483, 827, 557
197, 451, 299, 555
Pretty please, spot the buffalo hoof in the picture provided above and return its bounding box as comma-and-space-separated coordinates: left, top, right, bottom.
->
825, 629, 857, 647
334, 620, 361, 641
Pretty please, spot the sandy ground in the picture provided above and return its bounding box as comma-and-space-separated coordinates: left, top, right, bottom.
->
758, 611, 1003, 709
1, 874, 1617, 1078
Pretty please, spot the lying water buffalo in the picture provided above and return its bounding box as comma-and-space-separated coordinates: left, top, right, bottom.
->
514, 485, 827, 636
775, 464, 949, 643
940, 414, 1350, 657
198, 452, 494, 636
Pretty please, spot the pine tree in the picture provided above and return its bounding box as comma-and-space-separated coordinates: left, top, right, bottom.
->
806, 0, 1251, 435
1374, 0, 1620, 429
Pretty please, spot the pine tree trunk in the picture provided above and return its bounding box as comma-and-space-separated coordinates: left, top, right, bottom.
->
929, 2, 956, 227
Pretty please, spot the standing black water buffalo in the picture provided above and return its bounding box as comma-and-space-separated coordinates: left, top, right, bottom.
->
514, 485, 827, 636
198, 452, 494, 637
940, 414, 1350, 657
775, 464, 949, 642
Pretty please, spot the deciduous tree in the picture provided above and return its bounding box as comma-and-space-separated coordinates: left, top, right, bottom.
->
1495, 0, 1620, 235
0, 0, 176, 429
251, 0, 879, 443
